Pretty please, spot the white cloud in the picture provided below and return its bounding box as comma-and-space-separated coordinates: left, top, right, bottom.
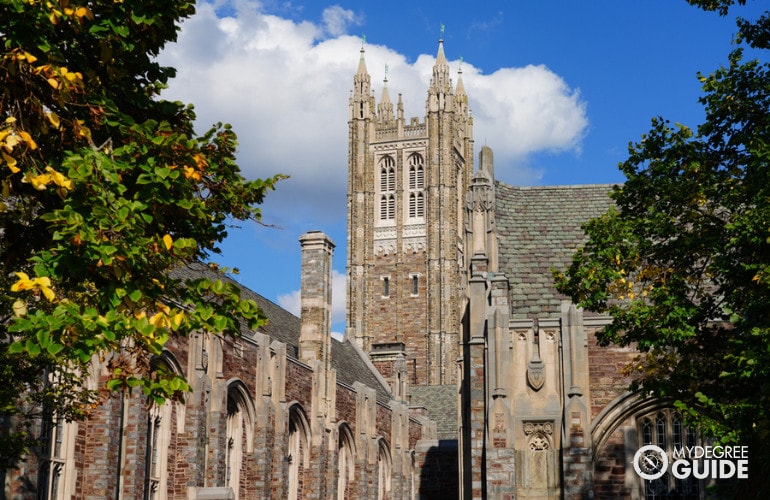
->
321, 5, 362, 37
157, 0, 588, 228
277, 269, 347, 331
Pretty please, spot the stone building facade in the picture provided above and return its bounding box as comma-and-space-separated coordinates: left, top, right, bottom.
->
3, 39, 708, 500
350, 40, 705, 499
346, 40, 472, 388
3, 232, 439, 499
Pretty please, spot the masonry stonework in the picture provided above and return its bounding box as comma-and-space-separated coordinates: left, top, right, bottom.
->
5, 233, 434, 500
5, 39, 706, 500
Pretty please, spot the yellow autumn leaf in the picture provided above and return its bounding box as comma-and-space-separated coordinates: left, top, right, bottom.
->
45, 166, 74, 191
193, 153, 208, 169
12, 300, 28, 317
170, 311, 185, 330
2, 152, 20, 173
18, 130, 37, 150
162, 234, 173, 250
47, 77, 59, 89
22, 172, 51, 190
23, 52, 37, 64
3, 133, 21, 152
10, 272, 33, 292
46, 112, 61, 129
75, 6, 91, 18
39, 283, 56, 301
183, 165, 202, 181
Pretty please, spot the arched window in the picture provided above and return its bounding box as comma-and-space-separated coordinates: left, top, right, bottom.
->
407, 153, 424, 219
41, 415, 76, 499
379, 156, 396, 221
225, 381, 256, 499
144, 353, 179, 500
145, 401, 171, 500
288, 404, 310, 500
408, 154, 424, 189
376, 438, 391, 500
337, 424, 356, 500
144, 353, 186, 500
638, 409, 700, 499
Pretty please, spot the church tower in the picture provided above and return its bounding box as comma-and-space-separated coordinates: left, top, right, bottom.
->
346, 39, 474, 386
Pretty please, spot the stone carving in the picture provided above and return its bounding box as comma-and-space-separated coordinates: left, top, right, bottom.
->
523, 421, 554, 451
527, 358, 545, 391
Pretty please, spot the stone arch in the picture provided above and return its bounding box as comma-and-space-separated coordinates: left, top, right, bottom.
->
225, 379, 256, 499
376, 437, 392, 500
590, 391, 674, 463
287, 403, 311, 500
144, 350, 185, 500
225, 379, 256, 453
337, 422, 356, 500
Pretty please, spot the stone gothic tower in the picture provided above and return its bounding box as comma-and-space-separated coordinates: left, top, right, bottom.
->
346, 40, 474, 386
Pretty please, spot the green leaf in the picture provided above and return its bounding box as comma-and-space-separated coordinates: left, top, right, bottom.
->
8, 341, 25, 354
36, 330, 50, 349
47, 343, 64, 356
25, 340, 41, 356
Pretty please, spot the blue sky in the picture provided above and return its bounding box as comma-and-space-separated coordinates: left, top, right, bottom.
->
157, 0, 767, 333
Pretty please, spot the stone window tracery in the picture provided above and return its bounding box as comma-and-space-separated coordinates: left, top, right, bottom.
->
41, 415, 75, 499
407, 153, 424, 219
379, 156, 396, 221
637, 409, 701, 499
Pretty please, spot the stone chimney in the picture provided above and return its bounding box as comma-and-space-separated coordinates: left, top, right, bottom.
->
298, 231, 335, 367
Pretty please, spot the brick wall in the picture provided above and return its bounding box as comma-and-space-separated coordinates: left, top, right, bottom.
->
5, 330, 430, 499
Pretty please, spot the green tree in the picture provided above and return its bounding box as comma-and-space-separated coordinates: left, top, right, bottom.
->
0, 0, 282, 467
556, 1, 769, 495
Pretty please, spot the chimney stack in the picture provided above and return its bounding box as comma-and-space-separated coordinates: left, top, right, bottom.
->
298, 231, 335, 366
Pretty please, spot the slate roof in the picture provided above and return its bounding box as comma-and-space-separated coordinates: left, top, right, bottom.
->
408, 384, 458, 440
494, 182, 616, 319
171, 262, 392, 403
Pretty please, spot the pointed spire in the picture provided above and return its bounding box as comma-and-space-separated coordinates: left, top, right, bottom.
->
378, 65, 394, 122
357, 45, 368, 76
436, 38, 448, 66
380, 65, 391, 104
351, 39, 372, 119
455, 64, 466, 97
429, 34, 452, 98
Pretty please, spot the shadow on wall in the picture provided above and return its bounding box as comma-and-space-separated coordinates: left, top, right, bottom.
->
419, 440, 458, 499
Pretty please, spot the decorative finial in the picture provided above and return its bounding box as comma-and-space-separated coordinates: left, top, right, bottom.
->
459, 55, 463, 70
361, 34, 366, 47
440, 24, 445, 38
384, 64, 389, 81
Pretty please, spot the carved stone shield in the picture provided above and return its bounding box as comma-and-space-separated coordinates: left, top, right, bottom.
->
527, 360, 545, 391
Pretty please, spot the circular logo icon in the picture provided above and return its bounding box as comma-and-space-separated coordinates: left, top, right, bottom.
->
633, 444, 668, 480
